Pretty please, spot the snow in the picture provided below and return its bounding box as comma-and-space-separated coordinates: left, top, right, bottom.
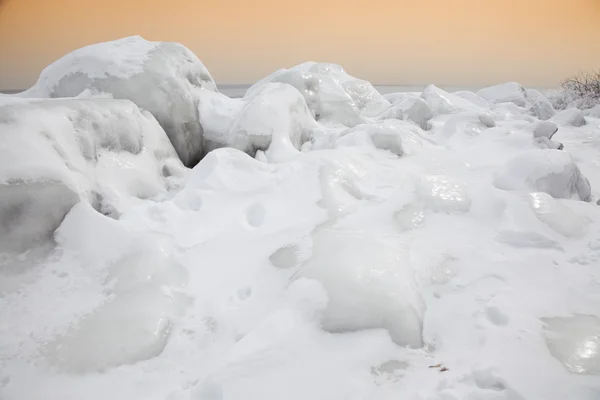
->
0, 98, 185, 253
17, 36, 217, 167
2, 37, 600, 400
245, 62, 390, 127
198, 83, 317, 162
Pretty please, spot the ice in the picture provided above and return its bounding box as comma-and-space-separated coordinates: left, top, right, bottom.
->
477, 82, 529, 107
530, 99, 556, 120
379, 95, 433, 129
0, 182, 78, 253
421, 84, 485, 115
198, 83, 316, 161
0, 98, 185, 253
19, 36, 216, 167
3, 37, 600, 400
439, 111, 496, 143
246, 62, 390, 126
543, 315, 600, 375
294, 227, 424, 347
417, 175, 471, 214
528, 192, 590, 238
493, 150, 592, 201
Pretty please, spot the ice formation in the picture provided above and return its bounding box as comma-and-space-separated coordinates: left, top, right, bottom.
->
1, 36, 600, 400
19, 36, 217, 167
245, 62, 390, 126
0, 98, 184, 253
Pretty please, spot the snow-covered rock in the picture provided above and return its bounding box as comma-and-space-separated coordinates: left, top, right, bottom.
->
0, 98, 185, 252
245, 62, 389, 127
477, 82, 528, 107
493, 150, 592, 201
199, 83, 317, 162
19, 36, 217, 167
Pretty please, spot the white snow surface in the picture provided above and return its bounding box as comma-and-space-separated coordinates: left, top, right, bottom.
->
2, 38, 600, 400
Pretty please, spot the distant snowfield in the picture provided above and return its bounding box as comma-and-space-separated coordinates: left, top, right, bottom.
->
1, 36, 599, 400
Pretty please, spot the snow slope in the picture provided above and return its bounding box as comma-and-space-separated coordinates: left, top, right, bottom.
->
1, 38, 600, 400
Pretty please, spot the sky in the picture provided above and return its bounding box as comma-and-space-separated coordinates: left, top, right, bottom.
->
0, 0, 599, 90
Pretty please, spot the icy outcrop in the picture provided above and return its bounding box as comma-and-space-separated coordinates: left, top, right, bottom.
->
245, 62, 389, 127
199, 83, 317, 161
493, 150, 592, 201
20, 36, 217, 167
530, 99, 556, 120
295, 227, 424, 347
0, 98, 185, 252
477, 82, 528, 107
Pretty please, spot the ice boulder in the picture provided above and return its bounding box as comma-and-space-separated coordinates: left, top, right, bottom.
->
0, 98, 185, 253
551, 108, 587, 127
477, 82, 528, 107
378, 95, 432, 129
245, 62, 389, 127
530, 99, 556, 120
20, 36, 217, 167
493, 150, 592, 201
199, 83, 317, 161
439, 111, 496, 142
294, 227, 424, 347
421, 85, 485, 115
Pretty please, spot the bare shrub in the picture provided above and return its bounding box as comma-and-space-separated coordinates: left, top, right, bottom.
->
549, 70, 600, 110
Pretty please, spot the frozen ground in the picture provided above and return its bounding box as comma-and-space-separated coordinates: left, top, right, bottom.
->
1, 37, 600, 400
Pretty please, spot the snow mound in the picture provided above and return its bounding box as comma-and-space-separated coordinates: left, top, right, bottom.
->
530, 99, 556, 120
44, 204, 189, 373
584, 105, 600, 118
245, 62, 389, 127
452, 90, 491, 108
493, 150, 592, 201
421, 85, 485, 115
439, 111, 496, 142
199, 83, 317, 162
477, 82, 528, 107
0, 98, 185, 253
294, 227, 424, 347
378, 95, 432, 129
551, 108, 587, 127
20, 36, 217, 167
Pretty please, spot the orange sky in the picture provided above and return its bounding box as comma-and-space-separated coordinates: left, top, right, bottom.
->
0, 0, 599, 90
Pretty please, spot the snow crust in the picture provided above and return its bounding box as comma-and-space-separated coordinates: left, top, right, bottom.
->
2, 37, 600, 400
